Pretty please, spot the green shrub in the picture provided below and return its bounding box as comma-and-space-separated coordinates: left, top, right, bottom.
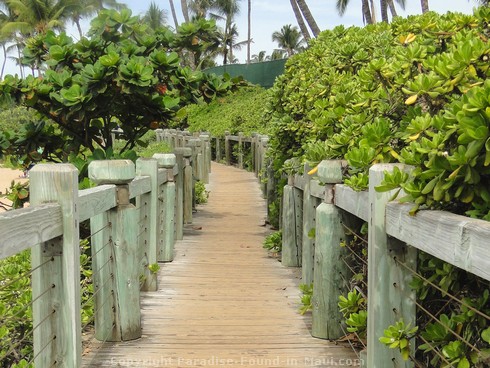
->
195, 180, 209, 204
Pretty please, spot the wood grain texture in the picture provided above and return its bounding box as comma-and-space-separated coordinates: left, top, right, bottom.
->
82, 163, 358, 367
129, 176, 152, 199
386, 202, 490, 282
334, 185, 369, 222
79, 185, 116, 222
0, 204, 62, 259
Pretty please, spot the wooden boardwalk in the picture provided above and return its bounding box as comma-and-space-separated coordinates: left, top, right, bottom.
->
82, 163, 359, 367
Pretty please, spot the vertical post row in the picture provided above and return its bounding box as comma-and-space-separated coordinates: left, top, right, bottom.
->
312, 160, 346, 339
367, 164, 416, 368
200, 133, 211, 182
215, 136, 222, 163
238, 132, 244, 169
136, 158, 159, 292
302, 164, 317, 285
154, 153, 177, 262
89, 160, 142, 341
30, 164, 81, 368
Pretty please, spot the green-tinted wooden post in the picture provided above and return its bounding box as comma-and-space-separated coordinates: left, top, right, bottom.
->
259, 136, 269, 197
89, 160, 142, 341
136, 158, 159, 291
238, 132, 244, 169
173, 148, 185, 240
200, 133, 211, 180
183, 147, 193, 224
302, 164, 320, 286
216, 137, 222, 162
251, 133, 257, 175
155, 129, 163, 143
224, 131, 231, 166
312, 160, 347, 339
30, 164, 81, 367
367, 164, 416, 368
154, 153, 176, 262
282, 170, 300, 267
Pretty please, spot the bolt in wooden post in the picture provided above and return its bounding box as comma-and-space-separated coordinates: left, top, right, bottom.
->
89, 160, 142, 341
136, 158, 159, 291
224, 131, 231, 166
173, 148, 186, 240
183, 147, 193, 224
312, 160, 347, 339
154, 153, 176, 262
367, 164, 416, 368
30, 164, 81, 368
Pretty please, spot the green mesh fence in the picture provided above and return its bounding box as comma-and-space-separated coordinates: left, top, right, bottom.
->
204, 59, 287, 88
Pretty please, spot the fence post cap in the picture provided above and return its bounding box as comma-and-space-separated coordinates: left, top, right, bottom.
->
187, 138, 202, 147
317, 160, 343, 184
182, 147, 193, 158
153, 153, 177, 168
88, 159, 136, 185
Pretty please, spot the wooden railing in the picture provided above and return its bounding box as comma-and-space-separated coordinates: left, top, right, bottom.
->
162, 129, 490, 368
0, 134, 213, 366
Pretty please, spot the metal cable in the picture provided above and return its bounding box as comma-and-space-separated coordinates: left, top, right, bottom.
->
342, 241, 368, 266
341, 223, 368, 245
28, 334, 56, 366
85, 222, 112, 241
82, 290, 114, 332
394, 256, 490, 322
81, 272, 114, 311
340, 257, 368, 289
417, 334, 454, 367
0, 257, 54, 290
338, 321, 362, 360
90, 238, 113, 259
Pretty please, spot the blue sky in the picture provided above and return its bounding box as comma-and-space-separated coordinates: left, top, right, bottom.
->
3, 0, 480, 75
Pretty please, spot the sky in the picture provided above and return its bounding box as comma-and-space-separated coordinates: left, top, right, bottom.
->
2, 0, 481, 75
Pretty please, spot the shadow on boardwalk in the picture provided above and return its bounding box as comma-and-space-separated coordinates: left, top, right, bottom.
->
82, 163, 359, 367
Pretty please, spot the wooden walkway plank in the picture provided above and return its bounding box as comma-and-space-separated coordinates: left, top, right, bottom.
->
82, 163, 359, 367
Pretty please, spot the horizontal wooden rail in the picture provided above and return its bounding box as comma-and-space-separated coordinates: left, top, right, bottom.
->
79, 185, 117, 222
0, 203, 62, 259
386, 202, 490, 282
334, 184, 369, 222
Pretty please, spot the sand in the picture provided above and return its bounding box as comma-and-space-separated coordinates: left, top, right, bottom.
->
0, 167, 28, 212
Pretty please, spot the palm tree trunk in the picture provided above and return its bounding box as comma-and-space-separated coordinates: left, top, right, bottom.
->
362, 0, 373, 24
290, 0, 311, 41
247, 0, 251, 64
387, 0, 397, 17
181, 0, 190, 22
295, 0, 320, 37
1, 44, 7, 79
421, 0, 429, 13
369, 0, 377, 23
17, 44, 24, 79
380, 0, 388, 22
168, 0, 180, 29
74, 16, 83, 39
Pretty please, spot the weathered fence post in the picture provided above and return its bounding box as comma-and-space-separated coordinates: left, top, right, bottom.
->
259, 136, 269, 197
30, 164, 81, 367
154, 153, 176, 262
251, 133, 257, 175
183, 147, 193, 224
174, 148, 185, 240
282, 164, 301, 267
238, 132, 244, 169
367, 164, 416, 368
302, 163, 319, 286
136, 158, 159, 291
215, 136, 222, 162
312, 160, 347, 339
224, 131, 231, 166
89, 160, 142, 341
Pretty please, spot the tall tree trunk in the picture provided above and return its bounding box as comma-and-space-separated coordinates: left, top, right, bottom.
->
1, 44, 7, 79
380, 0, 388, 22
420, 0, 429, 13
362, 0, 373, 24
181, 0, 190, 22
295, 0, 320, 37
247, 0, 251, 64
369, 0, 377, 23
17, 45, 24, 79
168, 0, 180, 29
290, 0, 311, 41
74, 16, 83, 39
387, 0, 397, 17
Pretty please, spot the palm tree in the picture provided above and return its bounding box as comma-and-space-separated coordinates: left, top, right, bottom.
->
188, 0, 214, 18
212, 0, 240, 64
337, 0, 374, 24
272, 24, 304, 57
69, 0, 125, 39
251, 50, 268, 63
168, 0, 179, 29
295, 0, 320, 37
181, 0, 190, 22
270, 49, 286, 60
290, 0, 310, 41
142, 2, 167, 30
380, 0, 405, 22
420, 0, 429, 13
246, 0, 250, 64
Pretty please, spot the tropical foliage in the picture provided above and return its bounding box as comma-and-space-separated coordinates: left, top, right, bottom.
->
0, 9, 239, 169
